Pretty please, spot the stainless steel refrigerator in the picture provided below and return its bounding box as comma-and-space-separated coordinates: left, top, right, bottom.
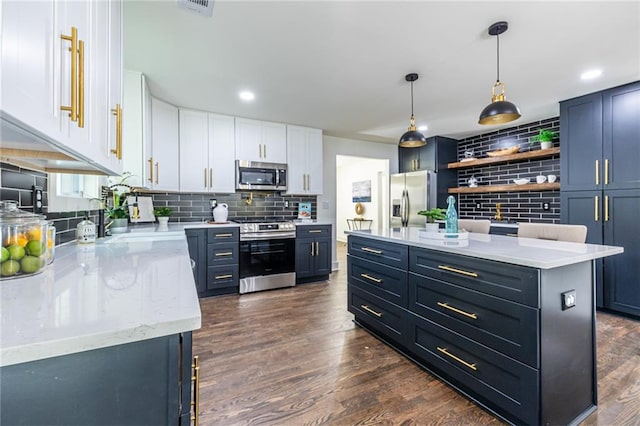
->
390, 170, 437, 227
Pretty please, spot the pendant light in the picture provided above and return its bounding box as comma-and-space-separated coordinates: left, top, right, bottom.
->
478, 21, 521, 125
399, 73, 427, 147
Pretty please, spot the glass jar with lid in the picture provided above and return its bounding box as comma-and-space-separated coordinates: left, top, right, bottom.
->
0, 201, 50, 279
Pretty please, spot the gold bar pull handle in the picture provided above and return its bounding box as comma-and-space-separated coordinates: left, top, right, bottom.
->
604, 159, 609, 185
595, 195, 599, 222
437, 347, 477, 371
416, 158, 419, 170
437, 302, 478, 319
360, 273, 382, 283
311, 242, 315, 256
438, 265, 479, 278
60, 27, 78, 121
215, 233, 233, 238
215, 274, 233, 280
315, 241, 319, 256
110, 104, 122, 159
360, 304, 383, 318
204, 168, 207, 188
210, 168, 213, 188
264, 144, 266, 158
605, 195, 609, 221
155, 162, 159, 184
309, 230, 322, 233
77, 39, 85, 128
595, 160, 600, 186
361, 247, 383, 255
147, 157, 154, 182
191, 356, 200, 426
215, 252, 233, 257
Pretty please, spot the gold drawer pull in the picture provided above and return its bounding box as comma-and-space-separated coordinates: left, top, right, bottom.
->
362, 247, 383, 255
437, 302, 477, 319
110, 104, 122, 159
215, 252, 233, 256
215, 274, 233, 280
360, 304, 383, 318
595, 159, 600, 185
191, 356, 200, 425
215, 233, 233, 238
605, 195, 609, 222
148, 157, 154, 182
309, 230, 322, 233
505, 233, 518, 237
438, 265, 478, 278
60, 27, 78, 122
595, 195, 599, 222
604, 158, 609, 185
360, 273, 382, 283
437, 347, 477, 371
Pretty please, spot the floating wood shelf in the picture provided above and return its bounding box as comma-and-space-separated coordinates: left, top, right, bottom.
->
449, 182, 560, 194
448, 147, 560, 169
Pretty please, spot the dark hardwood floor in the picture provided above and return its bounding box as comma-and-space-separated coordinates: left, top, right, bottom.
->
193, 242, 640, 425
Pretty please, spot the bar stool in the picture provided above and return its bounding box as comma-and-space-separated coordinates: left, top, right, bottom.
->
517, 223, 587, 243
458, 219, 491, 234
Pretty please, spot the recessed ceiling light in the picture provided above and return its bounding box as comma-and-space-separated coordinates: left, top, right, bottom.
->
417, 125, 428, 132
239, 91, 255, 101
581, 69, 602, 80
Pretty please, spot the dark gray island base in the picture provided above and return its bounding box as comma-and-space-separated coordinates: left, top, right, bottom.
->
346, 231, 623, 425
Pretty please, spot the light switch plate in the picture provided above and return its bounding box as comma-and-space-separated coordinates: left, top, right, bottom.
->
562, 290, 577, 310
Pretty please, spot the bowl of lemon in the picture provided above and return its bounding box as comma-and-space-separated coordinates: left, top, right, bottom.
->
0, 201, 51, 280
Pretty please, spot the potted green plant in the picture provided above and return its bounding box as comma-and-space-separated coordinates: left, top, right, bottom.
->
154, 207, 172, 226
418, 207, 446, 232
105, 192, 129, 233
529, 129, 557, 150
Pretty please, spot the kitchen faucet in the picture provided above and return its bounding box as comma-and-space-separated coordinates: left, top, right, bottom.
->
494, 203, 503, 221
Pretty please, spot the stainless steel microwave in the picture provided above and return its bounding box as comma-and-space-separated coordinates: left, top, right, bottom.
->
236, 160, 287, 191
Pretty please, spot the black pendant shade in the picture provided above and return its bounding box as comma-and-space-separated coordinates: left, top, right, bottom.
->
478, 21, 521, 125
399, 73, 427, 147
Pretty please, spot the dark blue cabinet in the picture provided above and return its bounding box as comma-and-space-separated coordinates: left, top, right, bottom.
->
295, 225, 331, 283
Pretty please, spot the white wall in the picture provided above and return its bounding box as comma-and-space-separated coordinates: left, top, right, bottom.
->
336, 156, 388, 243
318, 135, 398, 271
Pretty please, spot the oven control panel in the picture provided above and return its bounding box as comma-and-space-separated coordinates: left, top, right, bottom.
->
239, 222, 296, 234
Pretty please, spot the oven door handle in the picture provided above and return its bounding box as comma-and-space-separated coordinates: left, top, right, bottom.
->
240, 232, 296, 241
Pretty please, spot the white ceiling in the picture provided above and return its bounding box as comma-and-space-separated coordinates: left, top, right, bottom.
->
124, 1, 640, 143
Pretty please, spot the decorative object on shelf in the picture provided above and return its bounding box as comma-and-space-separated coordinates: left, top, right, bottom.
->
355, 202, 365, 217
478, 21, 521, 125
536, 175, 547, 184
461, 150, 476, 162
445, 195, 458, 234
513, 178, 530, 185
212, 203, 229, 222
154, 207, 173, 227
529, 129, 557, 150
297, 202, 312, 220
399, 73, 427, 147
417, 207, 446, 232
467, 175, 478, 187
487, 146, 520, 157
547, 174, 557, 183
448, 147, 560, 169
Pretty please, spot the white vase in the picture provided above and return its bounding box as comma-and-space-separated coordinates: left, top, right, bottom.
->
213, 203, 229, 222
157, 216, 169, 226
424, 223, 439, 232
540, 141, 552, 149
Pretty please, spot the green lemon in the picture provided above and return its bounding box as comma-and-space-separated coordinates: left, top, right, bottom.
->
7, 244, 25, 261
0, 247, 9, 262
26, 240, 45, 257
1, 260, 20, 276
20, 256, 43, 274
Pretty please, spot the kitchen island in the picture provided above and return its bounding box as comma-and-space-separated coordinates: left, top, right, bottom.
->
0, 228, 202, 425
346, 228, 623, 426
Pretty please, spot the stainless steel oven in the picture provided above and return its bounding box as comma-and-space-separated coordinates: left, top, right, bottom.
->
237, 219, 296, 293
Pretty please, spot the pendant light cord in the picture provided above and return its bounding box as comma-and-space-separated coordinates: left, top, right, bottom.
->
496, 32, 500, 83
410, 81, 415, 116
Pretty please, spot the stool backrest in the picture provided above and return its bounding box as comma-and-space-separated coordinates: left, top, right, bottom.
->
458, 219, 491, 234
517, 223, 587, 243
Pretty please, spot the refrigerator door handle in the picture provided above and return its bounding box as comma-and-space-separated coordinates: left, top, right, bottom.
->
401, 189, 409, 227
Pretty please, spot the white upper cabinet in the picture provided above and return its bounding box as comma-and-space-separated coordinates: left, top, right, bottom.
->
235, 118, 287, 163
150, 97, 180, 191
286, 125, 323, 195
179, 109, 235, 193
122, 70, 151, 189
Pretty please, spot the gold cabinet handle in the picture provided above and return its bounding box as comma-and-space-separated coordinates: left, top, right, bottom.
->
311, 242, 315, 256
209, 168, 213, 188
264, 144, 267, 158
437, 302, 477, 319
315, 241, 319, 256
215, 252, 233, 256
215, 233, 233, 238
505, 233, 518, 237
155, 162, 159, 184
437, 347, 477, 371
215, 274, 233, 280
60, 27, 78, 121
191, 356, 200, 425
110, 104, 122, 159
309, 230, 322, 233
204, 168, 207, 187
148, 157, 154, 183
605, 195, 609, 221
595, 195, 599, 222
604, 159, 609, 185
360, 304, 383, 318
77, 39, 85, 128
595, 160, 600, 185
438, 265, 479, 278
360, 273, 382, 283
361, 247, 382, 255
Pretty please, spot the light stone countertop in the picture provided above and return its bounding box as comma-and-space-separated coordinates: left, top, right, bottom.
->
346, 227, 623, 269
0, 227, 203, 367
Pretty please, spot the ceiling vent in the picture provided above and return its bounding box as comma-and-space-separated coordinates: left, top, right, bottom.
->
177, 0, 214, 17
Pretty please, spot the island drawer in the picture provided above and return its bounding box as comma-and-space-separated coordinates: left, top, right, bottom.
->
207, 242, 239, 266
407, 312, 539, 426
348, 286, 406, 346
409, 247, 539, 307
408, 273, 539, 368
297, 225, 331, 238
207, 264, 239, 290
207, 227, 239, 242
348, 255, 408, 308
348, 236, 408, 270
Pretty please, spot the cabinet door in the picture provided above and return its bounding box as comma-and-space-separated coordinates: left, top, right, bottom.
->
560, 93, 603, 191
313, 238, 331, 276
399, 146, 419, 173
235, 118, 263, 162
150, 97, 180, 191
306, 128, 323, 195
603, 82, 640, 190
122, 70, 151, 188
106, 0, 123, 175
262, 121, 287, 163
209, 113, 236, 193
179, 109, 209, 192
295, 239, 315, 278
186, 229, 207, 295
286, 125, 308, 194
603, 189, 640, 316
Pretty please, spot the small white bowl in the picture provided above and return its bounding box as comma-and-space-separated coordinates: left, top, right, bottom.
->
513, 178, 530, 185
